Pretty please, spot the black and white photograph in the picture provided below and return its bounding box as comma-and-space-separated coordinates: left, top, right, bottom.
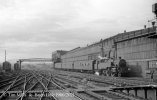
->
0, 0, 157, 100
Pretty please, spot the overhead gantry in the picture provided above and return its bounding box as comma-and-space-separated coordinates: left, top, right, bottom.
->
18, 58, 53, 68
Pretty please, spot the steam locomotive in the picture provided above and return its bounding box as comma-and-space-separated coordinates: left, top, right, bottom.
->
53, 52, 131, 77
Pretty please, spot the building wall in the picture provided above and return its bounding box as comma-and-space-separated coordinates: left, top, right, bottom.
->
116, 28, 157, 77
61, 38, 115, 62
117, 37, 157, 60
61, 44, 100, 62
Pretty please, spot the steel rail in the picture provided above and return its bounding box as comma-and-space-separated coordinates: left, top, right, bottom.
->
54, 74, 94, 89
23, 75, 27, 92
36, 72, 65, 100
0, 72, 29, 91
21, 81, 39, 99
45, 76, 51, 88
18, 75, 28, 100
37, 73, 64, 90
9, 80, 25, 91
20, 70, 84, 100
0, 81, 13, 89
54, 71, 129, 86
32, 72, 58, 100
9, 73, 31, 91
16, 73, 39, 100
19, 83, 39, 99
0, 73, 22, 99
38, 72, 83, 100
52, 74, 117, 100
34, 76, 46, 100
53, 76, 78, 89
51, 74, 101, 100
54, 70, 146, 100
0, 76, 17, 83
57, 70, 157, 86
40, 74, 60, 100
0, 72, 31, 100
32, 73, 46, 89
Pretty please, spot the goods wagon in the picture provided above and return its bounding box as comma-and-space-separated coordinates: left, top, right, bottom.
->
2, 61, 11, 72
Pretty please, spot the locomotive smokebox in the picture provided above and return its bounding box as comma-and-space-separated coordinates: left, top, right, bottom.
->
152, 3, 157, 16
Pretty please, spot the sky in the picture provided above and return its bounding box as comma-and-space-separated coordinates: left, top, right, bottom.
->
0, 0, 156, 62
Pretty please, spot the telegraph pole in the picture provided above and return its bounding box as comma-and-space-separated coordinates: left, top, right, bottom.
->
5, 50, 6, 62
100, 39, 104, 57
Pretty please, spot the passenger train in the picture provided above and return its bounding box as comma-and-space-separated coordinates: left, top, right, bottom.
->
52, 26, 157, 77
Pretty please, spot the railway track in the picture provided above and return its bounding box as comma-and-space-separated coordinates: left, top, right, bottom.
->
51, 70, 157, 100
43, 70, 143, 100
54, 70, 157, 86
36, 71, 130, 100
0, 69, 156, 100
0, 70, 82, 100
